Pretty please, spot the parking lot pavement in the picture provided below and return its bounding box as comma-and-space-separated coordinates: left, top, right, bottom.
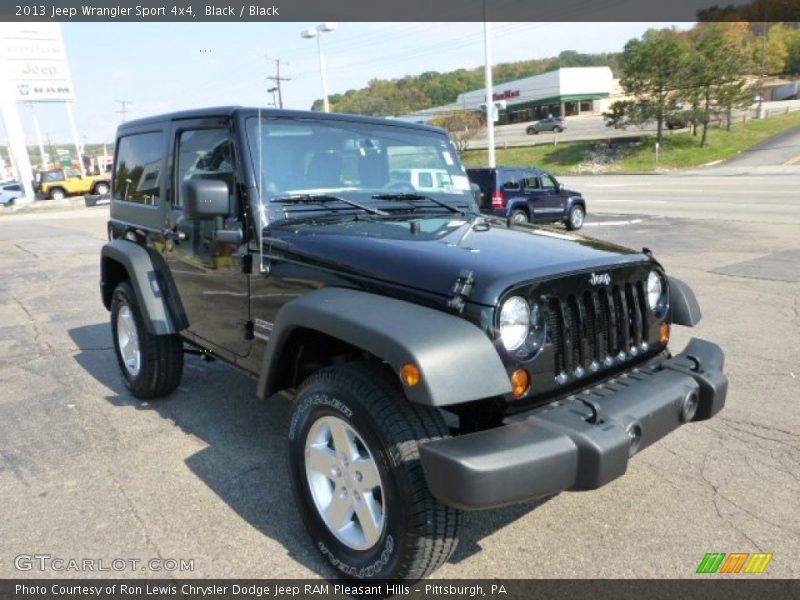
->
1, 194, 798, 579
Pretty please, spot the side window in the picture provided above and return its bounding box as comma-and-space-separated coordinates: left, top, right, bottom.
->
540, 175, 556, 191
66, 169, 79, 178
501, 171, 520, 191
523, 176, 540, 190
175, 128, 233, 209
7, 184, 21, 192
114, 132, 164, 205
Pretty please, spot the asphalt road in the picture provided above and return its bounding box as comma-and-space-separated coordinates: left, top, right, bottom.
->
722, 125, 800, 167
1, 181, 798, 579
560, 171, 800, 224
468, 100, 800, 150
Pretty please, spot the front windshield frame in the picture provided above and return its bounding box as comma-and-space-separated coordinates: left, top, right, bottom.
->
244, 115, 475, 220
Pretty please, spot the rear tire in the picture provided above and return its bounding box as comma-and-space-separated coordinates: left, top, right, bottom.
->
110, 281, 183, 399
287, 362, 461, 580
510, 208, 529, 224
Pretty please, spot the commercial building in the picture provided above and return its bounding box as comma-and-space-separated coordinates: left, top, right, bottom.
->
399, 67, 616, 125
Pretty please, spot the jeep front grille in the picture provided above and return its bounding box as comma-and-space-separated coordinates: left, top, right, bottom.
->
546, 281, 649, 381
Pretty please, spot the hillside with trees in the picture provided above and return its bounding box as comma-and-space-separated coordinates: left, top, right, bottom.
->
310, 50, 620, 115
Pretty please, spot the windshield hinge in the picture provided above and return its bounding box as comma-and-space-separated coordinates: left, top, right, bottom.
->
446, 269, 475, 313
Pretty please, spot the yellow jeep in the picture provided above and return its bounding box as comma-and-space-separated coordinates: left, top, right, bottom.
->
37, 169, 111, 200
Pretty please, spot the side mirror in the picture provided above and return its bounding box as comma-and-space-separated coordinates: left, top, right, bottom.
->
183, 179, 230, 219
557, 182, 565, 191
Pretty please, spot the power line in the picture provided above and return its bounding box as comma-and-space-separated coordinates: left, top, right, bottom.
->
115, 100, 132, 122
266, 57, 291, 109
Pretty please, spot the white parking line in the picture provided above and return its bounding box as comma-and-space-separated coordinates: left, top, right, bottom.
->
584, 219, 643, 227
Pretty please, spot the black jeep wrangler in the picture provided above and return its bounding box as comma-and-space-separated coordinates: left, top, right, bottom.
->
100, 107, 727, 580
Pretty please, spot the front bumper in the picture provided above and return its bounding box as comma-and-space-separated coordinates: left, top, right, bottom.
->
419, 337, 727, 510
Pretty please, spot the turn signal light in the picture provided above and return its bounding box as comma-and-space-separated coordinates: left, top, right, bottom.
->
510, 369, 530, 398
401, 363, 421, 387
660, 322, 671, 344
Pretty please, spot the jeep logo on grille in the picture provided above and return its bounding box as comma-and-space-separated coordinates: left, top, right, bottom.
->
589, 272, 612, 286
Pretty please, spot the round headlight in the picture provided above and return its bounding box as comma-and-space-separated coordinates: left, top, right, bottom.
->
647, 271, 665, 312
499, 296, 530, 351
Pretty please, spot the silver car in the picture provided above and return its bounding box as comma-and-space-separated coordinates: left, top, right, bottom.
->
0, 182, 23, 206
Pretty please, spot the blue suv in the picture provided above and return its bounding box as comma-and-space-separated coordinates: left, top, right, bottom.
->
467, 166, 587, 230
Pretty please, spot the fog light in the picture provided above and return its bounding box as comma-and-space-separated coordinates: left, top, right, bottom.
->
681, 390, 699, 422
401, 363, 421, 387
510, 369, 529, 398
626, 422, 642, 457
659, 322, 671, 344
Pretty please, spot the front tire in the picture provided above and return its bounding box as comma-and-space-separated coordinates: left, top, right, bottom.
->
553, 126, 563, 133
94, 182, 110, 195
566, 204, 585, 230
110, 281, 183, 399
49, 188, 65, 201
287, 363, 460, 580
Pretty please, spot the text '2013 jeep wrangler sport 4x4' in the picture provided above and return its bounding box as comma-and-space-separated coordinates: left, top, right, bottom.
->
101, 107, 727, 580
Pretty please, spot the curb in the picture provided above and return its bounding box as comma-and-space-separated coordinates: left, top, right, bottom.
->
0, 194, 109, 216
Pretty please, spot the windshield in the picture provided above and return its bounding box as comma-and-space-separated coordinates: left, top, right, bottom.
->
245, 117, 473, 203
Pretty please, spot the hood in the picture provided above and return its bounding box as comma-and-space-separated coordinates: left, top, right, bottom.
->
265, 215, 646, 306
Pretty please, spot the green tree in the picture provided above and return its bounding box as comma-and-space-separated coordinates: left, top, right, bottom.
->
430, 110, 485, 153
617, 28, 689, 144
685, 23, 750, 146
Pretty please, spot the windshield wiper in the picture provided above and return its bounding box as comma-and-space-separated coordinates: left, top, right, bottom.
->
273, 194, 388, 216
371, 192, 465, 215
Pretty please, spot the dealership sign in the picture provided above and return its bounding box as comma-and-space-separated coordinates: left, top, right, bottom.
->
493, 90, 520, 102
0, 23, 75, 102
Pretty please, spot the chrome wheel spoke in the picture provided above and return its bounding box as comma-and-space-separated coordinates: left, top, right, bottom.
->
353, 493, 382, 547
328, 419, 357, 461
352, 456, 381, 492
325, 489, 353, 531
307, 444, 339, 478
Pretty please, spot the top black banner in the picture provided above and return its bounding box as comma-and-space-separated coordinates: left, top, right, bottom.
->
1, 0, 800, 22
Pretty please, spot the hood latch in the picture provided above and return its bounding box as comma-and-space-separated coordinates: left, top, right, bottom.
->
446, 269, 475, 313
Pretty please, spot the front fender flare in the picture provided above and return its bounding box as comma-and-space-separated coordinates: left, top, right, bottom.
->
256, 288, 512, 406
668, 276, 702, 327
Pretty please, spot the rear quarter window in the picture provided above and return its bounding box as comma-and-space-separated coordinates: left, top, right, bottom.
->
113, 131, 164, 205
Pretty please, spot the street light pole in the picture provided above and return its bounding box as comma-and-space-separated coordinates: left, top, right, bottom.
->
302, 23, 337, 112
483, 17, 496, 168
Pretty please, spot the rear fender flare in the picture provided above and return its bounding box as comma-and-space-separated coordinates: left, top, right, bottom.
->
100, 239, 187, 335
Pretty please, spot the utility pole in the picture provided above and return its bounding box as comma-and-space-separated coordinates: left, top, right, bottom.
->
266, 57, 290, 109
116, 100, 132, 122
483, 1, 496, 168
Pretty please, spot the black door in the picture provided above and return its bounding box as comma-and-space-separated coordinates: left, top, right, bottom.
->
164, 118, 251, 358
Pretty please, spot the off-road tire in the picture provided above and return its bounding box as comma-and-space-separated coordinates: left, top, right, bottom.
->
49, 187, 66, 201
110, 281, 183, 399
94, 182, 110, 195
287, 362, 461, 580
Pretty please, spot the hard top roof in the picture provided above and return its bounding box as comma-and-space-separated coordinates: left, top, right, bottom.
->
118, 106, 445, 135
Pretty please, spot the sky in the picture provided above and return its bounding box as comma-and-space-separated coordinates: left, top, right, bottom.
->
3, 21, 691, 146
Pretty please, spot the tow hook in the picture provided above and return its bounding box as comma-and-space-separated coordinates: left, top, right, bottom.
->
579, 397, 605, 425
